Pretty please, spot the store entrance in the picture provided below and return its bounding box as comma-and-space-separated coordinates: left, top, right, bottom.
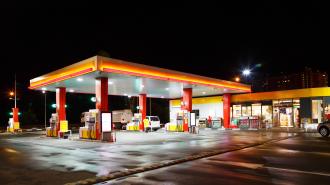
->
279, 107, 293, 127
273, 99, 300, 128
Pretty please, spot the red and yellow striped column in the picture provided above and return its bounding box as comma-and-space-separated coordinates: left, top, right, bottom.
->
181, 88, 192, 132
56, 87, 66, 134
139, 94, 147, 131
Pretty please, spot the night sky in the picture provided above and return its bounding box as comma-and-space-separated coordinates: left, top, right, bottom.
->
0, 2, 327, 127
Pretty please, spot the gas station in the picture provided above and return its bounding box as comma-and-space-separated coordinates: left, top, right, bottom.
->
28, 55, 251, 141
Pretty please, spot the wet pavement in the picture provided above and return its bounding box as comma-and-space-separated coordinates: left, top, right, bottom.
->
104, 133, 330, 185
0, 130, 300, 185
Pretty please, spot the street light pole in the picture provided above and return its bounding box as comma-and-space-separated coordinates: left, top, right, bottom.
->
43, 91, 47, 129
149, 98, 152, 116
14, 73, 17, 108
45, 92, 47, 129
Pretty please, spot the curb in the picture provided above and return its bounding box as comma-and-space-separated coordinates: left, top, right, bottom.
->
65, 134, 297, 185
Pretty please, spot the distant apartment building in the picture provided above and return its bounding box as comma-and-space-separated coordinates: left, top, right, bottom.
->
263, 68, 328, 91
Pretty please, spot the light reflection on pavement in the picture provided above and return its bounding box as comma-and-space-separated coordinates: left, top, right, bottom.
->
104, 133, 330, 185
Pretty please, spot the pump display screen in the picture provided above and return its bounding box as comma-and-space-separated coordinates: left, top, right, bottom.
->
102, 113, 112, 132
89, 117, 95, 123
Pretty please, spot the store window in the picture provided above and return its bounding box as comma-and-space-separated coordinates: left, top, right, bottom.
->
262, 105, 272, 128
252, 104, 261, 117
280, 100, 293, 127
233, 105, 241, 118
312, 99, 323, 123
293, 99, 300, 127
273, 100, 280, 127
231, 105, 241, 126
273, 99, 294, 127
280, 107, 293, 127
325, 102, 330, 120
242, 106, 251, 117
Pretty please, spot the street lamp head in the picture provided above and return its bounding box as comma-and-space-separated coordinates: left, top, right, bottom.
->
9, 91, 14, 96
91, 97, 96, 102
235, 77, 240, 82
242, 69, 251, 76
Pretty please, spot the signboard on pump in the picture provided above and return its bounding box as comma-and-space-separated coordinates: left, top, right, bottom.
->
190, 113, 196, 126
102, 112, 112, 132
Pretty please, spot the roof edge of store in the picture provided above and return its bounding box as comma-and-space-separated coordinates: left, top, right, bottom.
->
170, 87, 330, 106
231, 87, 330, 102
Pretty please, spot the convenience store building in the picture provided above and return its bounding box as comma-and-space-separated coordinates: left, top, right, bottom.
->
169, 87, 330, 129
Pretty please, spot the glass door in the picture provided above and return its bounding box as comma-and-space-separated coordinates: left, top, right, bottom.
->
312, 99, 323, 123
293, 99, 300, 128
262, 105, 273, 128
280, 107, 293, 127
273, 100, 280, 127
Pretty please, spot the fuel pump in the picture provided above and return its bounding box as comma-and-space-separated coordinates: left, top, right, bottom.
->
46, 113, 59, 137
183, 111, 190, 132
165, 110, 191, 132
7, 118, 14, 132
126, 113, 142, 131
7, 117, 20, 133
176, 112, 184, 131
86, 112, 97, 139
79, 109, 99, 139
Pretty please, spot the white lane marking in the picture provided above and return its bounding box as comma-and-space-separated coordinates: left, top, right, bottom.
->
258, 148, 330, 157
3, 148, 20, 154
208, 160, 264, 169
209, 160, 330, 177
265, 166, 330, 177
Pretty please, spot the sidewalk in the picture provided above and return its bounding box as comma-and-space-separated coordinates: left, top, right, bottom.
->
199, 127, 318, 133
265, 127, 318, 133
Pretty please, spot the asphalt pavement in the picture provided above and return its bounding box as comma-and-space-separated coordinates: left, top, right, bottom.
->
103, 133, 330, 185
1, 130, 322, 185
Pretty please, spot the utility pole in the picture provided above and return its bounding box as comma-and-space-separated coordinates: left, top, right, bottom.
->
43, 91, 47, 129
14, 73, 17, 108
149, 98, 152, 116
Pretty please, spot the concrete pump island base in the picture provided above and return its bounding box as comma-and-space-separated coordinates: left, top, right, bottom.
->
29, 55, 251, 141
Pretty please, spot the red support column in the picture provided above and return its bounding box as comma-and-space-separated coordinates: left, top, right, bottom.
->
95, 78, 109, 140
182, 88, 192, 111
139, 94, 147, 131
56, 87, 66, 134
181, 88, 192, 132
12, 108, 19, 123
223, 93, 231, 129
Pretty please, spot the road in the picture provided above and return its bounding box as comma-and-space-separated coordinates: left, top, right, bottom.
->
104, 133, 330, 185
0, 130, 326, 185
